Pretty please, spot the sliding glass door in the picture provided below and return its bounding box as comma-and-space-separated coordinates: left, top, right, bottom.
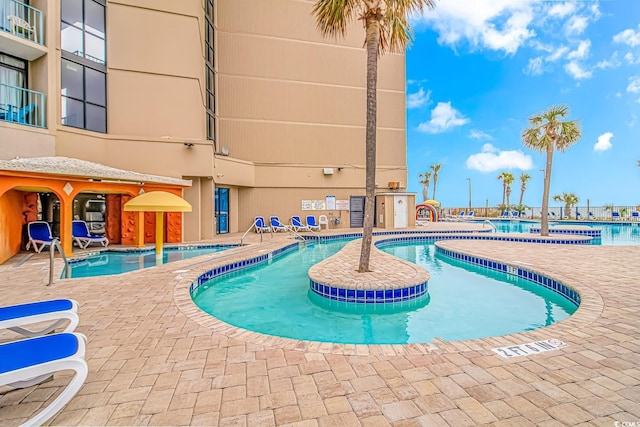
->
214, 187, 228, 234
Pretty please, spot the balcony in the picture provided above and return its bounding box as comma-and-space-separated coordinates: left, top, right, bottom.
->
0, 83, 45, 128
0, 0, 46, 60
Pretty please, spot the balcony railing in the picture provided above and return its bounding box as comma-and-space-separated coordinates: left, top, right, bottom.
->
0, 83, 45, 128
0, 0, 43, 45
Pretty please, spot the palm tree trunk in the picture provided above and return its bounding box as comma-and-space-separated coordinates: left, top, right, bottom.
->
432, 175, 438, 201
518, 185, 525, 209
501, 183, 506, 210
358, 18, 379, 273
540, 145, 554, 236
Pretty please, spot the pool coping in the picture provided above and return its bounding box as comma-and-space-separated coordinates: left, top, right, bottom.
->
173, 230, 604, 356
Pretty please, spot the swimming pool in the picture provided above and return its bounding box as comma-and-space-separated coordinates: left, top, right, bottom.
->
488, 220, 640, 245
67, 245, 237, 278
192, 239, 576, 344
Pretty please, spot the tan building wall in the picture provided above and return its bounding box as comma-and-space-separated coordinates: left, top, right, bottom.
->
0, 0, 409, 242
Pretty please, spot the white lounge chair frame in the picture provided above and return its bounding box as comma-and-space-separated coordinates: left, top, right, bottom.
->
0, 332, 88, 426
72, 220, 109, 249
0, 299, 79, 338
291, 216, 311, 232
270, 216, 288, 232
25, 221, 55, 253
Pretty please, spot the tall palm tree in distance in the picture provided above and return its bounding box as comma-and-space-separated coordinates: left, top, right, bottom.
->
313, 0, 435, 272
418, 171, 431, 203
517, 173, 531, 214
430, 163, 442, 201
553, 192, 579, 219
522, 105, 581, 235
504, 172, 515, 209
497, 172, 509, 210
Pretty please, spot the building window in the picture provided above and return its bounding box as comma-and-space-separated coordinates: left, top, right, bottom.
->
60, 0, 106, 133
61, 58, 106, 132
205, 0, 216, 144
61, 0, 106, 65
0, 54, 27, 89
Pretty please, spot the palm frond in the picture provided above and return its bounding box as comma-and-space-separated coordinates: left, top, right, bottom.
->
556, 120, 582, 152
312, 0, 358, 38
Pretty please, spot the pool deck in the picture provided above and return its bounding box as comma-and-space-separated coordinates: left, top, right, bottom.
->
1, 222, 639, 426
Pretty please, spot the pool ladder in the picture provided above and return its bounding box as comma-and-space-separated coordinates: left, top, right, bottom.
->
49, 238, 70, 285
240, 220, 273, 246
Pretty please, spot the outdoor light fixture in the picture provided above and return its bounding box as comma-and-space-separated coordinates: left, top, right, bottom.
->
184, 142, 195, 148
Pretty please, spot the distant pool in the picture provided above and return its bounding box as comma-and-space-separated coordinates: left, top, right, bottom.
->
67, 245, 237, 278
485, 220, 640, 245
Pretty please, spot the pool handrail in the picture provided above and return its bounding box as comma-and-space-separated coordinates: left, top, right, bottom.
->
482, 220, 497, 232
49, 238, 70, 285
240, 219, 272, 246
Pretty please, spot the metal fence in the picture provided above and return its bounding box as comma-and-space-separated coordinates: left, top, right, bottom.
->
443, 205, 640, 220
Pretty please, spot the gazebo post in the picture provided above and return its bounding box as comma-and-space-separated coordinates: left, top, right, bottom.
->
155, 212, 164, 261
135, 212, 145, 248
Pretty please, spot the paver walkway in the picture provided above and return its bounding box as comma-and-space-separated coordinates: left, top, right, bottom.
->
1, 223, 639, 426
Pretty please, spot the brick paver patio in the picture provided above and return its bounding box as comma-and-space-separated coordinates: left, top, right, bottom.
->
1, 222, 639, 426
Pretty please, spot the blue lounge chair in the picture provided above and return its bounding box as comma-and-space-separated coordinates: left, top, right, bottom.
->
270, 216, 288, 232
512, 211, 519, 217
467, 211, 474, 218
305, 215, 321, 231
0, 299, 79, 338
0, 332, 88, 426
5, 104, 36, 125
589, 211, 595, 220
254, 216, 271, 233
632, 211, 639, 221
612, 211, 620, 220
72, 220, 109, 249
502, 211, 509, 218
26, 221, 55, 253
291, 216, 311, 232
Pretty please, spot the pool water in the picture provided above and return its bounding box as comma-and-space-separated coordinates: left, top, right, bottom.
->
488, 220, 640, 245
192, 240, 576, 344
67, 246, 236, 278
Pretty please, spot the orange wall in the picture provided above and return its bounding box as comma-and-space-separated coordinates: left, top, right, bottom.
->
0, 190, 27, 264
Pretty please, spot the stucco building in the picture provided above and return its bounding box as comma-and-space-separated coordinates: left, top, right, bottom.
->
0, 0, 409, 263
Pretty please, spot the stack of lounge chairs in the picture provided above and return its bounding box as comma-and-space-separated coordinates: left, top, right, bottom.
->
0, 299, 88, 425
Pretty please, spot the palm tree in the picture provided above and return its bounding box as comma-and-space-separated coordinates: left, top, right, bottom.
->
497, 172, 510, 211
418, 171, 432, 203
504, 172, 515, 209
516, 173, 531, 215
313, 0, 434, 272
522, 105, 581, 235
430, 163, 442, 201
552, 192, 579, 219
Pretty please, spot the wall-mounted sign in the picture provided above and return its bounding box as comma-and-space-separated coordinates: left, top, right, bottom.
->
301, 200, 313, 210
492, 339, 567, 358
313, 200, 326, 210
336, 200, 350, 210
326, 195, 336, 210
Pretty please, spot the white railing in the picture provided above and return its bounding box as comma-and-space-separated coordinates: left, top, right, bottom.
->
1, 0, 43, 45
49, 239, 70, 286
0, 83, 45, 127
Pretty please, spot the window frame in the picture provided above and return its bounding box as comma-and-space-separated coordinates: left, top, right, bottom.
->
204, 0, 216, 145
61, 55, 107, 133
61, 0, 107, 66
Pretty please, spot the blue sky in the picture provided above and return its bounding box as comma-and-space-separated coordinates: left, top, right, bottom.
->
405, 0, 640, 208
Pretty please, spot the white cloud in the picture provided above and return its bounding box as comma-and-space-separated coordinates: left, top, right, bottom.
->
412, 0, 536, 55
524, 57, 545, 75
547, 46, 569, 62
594, 132, 613, 152
565, 15, 588, 35
567, 40, 591, 60
469, 129, 493, 140
565, 61, 592, 80
417, 102, 470, 134
628, 76, 640, 93
548, 2, 576, 18
407, 88, 431, 109
596, 52, 621, 70
466, 144, 534, 172
613, 25, 640, 47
